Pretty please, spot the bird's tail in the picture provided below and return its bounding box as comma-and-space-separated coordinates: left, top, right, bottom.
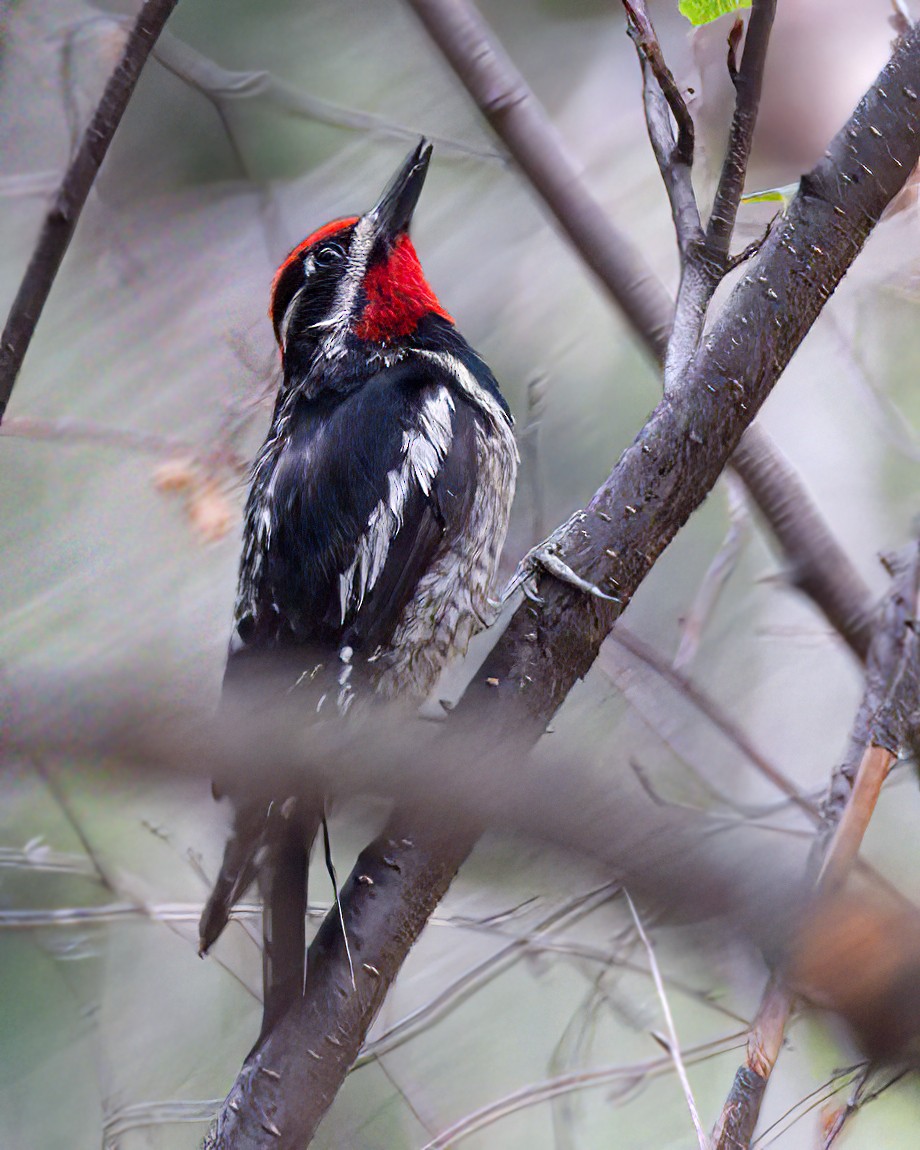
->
258, 800, 322, 1036
199, 794, 322, 1034
198, 797, 270, 956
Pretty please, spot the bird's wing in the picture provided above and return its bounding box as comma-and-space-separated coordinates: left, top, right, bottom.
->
201, 360, 484, 956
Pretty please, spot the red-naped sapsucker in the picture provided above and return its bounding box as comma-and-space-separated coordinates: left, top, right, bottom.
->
199, 142, 518, 1031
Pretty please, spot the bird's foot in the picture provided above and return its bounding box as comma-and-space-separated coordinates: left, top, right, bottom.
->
502, 511, 620, 605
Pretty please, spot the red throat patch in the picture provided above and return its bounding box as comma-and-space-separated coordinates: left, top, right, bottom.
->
354, 235, 453, 342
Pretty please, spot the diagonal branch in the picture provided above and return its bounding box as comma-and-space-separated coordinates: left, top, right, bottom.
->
625, 889, 709, 1150
471, 22, 920, 726
0, 0, 179, 423
150, 29, 496, 161
729, 429, 874, 661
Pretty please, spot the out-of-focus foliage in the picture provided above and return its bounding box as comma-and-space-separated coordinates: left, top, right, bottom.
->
2, 1, 920, 1148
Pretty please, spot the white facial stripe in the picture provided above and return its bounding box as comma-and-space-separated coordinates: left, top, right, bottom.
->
338, 386, 455, 622
320, 215, 376, 359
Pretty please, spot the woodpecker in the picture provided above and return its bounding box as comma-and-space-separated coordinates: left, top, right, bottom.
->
199, 143, 518, 1023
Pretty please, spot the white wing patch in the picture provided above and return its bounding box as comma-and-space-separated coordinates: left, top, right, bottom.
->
377, 397, 518, 700
411, 349, 512, 431
338, 386, 455, 621
235, 390, 297, 623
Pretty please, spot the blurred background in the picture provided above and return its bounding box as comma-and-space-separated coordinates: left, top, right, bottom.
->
3, 0, 920, 1146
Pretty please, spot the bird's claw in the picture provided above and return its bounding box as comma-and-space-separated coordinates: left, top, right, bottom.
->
503, 512, 620, 606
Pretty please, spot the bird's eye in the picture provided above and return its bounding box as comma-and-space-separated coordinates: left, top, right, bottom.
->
313, 242, 346, 268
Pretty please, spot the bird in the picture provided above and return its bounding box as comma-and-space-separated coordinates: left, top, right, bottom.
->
198, 141, 518, 1034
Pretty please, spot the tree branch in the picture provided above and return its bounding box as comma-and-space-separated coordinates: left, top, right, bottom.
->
0, 0, 179, 423
625, 889, 709, 1150
729, 426, 875, 661
623, 1, 702, 260
202, 817, 474, 1149
472, 22, 920, 726
706, 0, 778, 266
150, 29, 496, 162
665, 0, 777, 394
712, 540, 920, 1148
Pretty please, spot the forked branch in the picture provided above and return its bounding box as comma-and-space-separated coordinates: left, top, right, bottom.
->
624, 0, 702, 259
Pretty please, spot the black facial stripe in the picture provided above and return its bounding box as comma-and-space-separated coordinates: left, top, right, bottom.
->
270, 223, 359, 344
271, 260, 306, 341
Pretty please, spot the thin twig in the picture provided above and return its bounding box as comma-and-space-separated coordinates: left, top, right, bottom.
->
357, 883, 618, 1064
674, 471, 751, 670
151, 28, 499, 162
729, 427, 874, 662
706, 0, 778, 266
602, 628, 819, 818
418, 1034, 747, 1150
623, 0, 701, 258
623, 2, 694, 165
624, 889, 709, 1150
820, 1066, 908, 1149
0, 0, 179, 422
757, 1071, 860, 1149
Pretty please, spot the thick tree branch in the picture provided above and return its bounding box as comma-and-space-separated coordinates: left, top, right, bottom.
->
0, 0, 179, 423
472, 22, 920, 727
202, 817, 474, 1149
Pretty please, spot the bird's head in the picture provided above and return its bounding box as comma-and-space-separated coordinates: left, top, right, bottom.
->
269, 141, 453, 382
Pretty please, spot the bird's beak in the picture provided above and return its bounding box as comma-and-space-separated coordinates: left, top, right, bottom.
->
367, 140, 432, 242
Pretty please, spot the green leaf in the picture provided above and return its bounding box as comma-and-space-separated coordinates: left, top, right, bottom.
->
678, 0, 751, 26
740, 182, 799, 207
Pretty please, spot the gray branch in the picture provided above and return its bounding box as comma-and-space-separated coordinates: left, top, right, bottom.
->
0, 0, 180, 422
